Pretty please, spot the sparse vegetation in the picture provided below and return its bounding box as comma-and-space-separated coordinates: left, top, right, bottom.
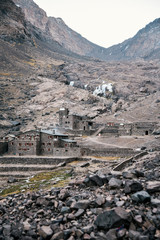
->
0, 168, 72, 197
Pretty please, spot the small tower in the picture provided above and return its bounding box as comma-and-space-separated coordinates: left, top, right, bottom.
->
59, 108, 69, 126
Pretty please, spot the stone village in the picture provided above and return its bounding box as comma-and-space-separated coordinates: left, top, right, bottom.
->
0, 107, 159, 157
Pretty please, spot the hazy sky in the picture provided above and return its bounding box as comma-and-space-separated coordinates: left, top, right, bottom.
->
34, 0, 160, 48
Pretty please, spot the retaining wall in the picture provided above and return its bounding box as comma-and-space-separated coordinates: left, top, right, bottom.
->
0, 156, 79, 165
81, 147, 137, 157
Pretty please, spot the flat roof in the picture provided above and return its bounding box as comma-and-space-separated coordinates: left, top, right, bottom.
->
61, 139, 77, 143
41, 129, 68, 137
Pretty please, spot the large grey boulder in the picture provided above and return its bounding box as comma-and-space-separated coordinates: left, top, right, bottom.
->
131, 191, 151, 203
124, 180, 143, 194
95, 207, 132, 230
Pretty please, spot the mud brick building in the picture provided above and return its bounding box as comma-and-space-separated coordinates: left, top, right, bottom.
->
8, 129, 80, 156
100, 122, 158, 137
58, 108, 96, 135
118, 122, 157, 136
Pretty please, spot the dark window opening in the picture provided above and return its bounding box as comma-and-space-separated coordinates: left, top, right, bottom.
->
145, 131, 149, 135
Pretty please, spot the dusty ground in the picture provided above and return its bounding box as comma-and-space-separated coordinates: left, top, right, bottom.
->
78, 135, 160, 150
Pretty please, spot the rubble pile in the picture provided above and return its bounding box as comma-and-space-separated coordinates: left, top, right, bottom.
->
0, 153, 160, 240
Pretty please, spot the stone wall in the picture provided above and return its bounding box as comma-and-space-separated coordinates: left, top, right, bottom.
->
0, 156, 80, 165
53, 147, 81, 157
81, 147, 137, 157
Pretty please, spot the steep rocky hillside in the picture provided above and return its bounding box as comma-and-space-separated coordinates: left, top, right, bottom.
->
13, 0, 106, 59
12, 0, 160, 61
103, 18, 160, 61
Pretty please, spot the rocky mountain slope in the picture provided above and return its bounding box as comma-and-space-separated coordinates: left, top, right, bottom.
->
12, 0, 160, 61
102, 18, 160, 61
13, 0, 106, 60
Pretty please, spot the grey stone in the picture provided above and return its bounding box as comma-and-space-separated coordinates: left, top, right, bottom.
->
151, 198, 160, 206
109, 177, 122, 189
74, 209, 84, 218
38, 226, 53, 239
82, 224, 93, 233
89, 174, 104, 186
75, 229, 83, 238
60, 206, 71, 214
129, 230, 141, 240
71, 200, 90, 210
131, 191, 151, 203
51, 231, 64, 240
122, 171, 135, 179
146, 181, 160, 193
95, 207, 132, 230
124, 180, 143, 194
134, 215, 143, 224
116, 200, 125, 207
58, 189, 70, 200
106, 229, 117, 240
96, 195, 105, 206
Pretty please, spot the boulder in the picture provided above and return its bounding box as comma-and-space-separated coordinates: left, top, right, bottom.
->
109, 177, 122, 189
124, 180, 143, 194
38, 226, 53, 239
58, 189, 70, 200
95, 207, 132, 230
71, 200, 90, 210
131, 191, 151, 203
89, 174, 104, 186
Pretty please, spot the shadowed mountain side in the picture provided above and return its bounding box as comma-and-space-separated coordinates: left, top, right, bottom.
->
13, 0, 106, 59
13, 0, 160, 61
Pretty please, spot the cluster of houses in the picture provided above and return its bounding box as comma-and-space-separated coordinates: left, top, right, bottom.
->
0, 107, 159, 156
100, 122, 157, 137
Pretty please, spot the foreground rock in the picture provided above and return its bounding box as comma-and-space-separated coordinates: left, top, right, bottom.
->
0, 152, 160, 239
95, 207, 132, 230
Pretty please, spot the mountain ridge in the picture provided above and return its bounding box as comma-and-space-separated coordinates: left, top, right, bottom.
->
12, 0, 160, 61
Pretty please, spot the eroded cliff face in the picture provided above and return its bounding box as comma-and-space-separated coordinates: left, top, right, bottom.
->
0, 0, 30, 43
13, 0, 106, 58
